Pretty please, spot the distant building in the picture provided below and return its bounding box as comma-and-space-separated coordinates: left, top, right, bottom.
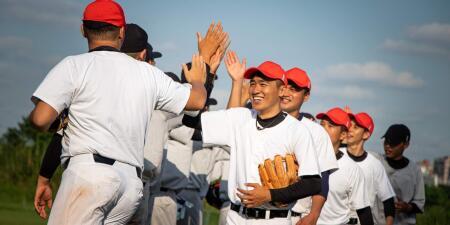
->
433, 156, 450, 186
419, 160, 438, 186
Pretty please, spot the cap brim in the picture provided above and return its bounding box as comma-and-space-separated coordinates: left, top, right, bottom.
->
316, 113, 326, 120
150, 52, 162, 59
243, 67, 260, 79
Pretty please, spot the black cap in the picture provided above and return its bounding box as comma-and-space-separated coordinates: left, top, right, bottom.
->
207, 98, 218, 106
145, 43, 163, 61
382, 124, 411, 146
120, 23, 148, 53
300, 112, 315, 121
164, 72, 180, 83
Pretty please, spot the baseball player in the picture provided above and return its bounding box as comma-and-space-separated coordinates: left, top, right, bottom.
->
315, 107, 374, 225
279, 67, 338, 225
374, 124, 425, 225
201, 51, 321, 225
146, 43, 163, 65
343, 112, 396, 225
29, 0, 208, 224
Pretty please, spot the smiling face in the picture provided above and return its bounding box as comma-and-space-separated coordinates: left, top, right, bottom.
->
280, 81, 310, 115
347, 120, 371, 145
249, 74, 283, 115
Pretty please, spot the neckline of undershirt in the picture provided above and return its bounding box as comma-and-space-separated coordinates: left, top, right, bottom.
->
256, 111, 287, 130
346, 150, 368, 162
386, 156, 410, 169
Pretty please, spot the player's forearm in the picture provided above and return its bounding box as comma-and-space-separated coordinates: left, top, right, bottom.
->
226, 79, 243, 109
308, 194, 326, 220
383, 197, 395, 222
185, 82, 207, 111
269, 175, 321, 204
39, 133, 63, 179
356, 206, 374, 225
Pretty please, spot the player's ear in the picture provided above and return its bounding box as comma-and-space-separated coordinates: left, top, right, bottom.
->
303, 89, 311, 103
138, 49, 147, 61
340, 129, 347, 141
362, 130, 371, 140
80, 24, 87, 38
118, 26, 125, 40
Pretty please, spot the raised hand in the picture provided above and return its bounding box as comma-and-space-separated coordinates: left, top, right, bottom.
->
225, 51, 246, 82
34, 175, 53, 219
182, 54, 206, 84
344, 106, 352, 114
197, 22, 227, 65
209, 33, 231, 74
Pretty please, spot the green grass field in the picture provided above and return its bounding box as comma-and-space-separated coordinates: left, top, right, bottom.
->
0, 199, 220, 225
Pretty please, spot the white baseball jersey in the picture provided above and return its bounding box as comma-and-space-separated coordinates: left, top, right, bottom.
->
142, 110, 178, 181
342, 149, 396, 224
318, 152, 370, 225
160, 125, 196, 190
374, 153, 425, 225
292, 117, 339, 213
32, 51, 190, 168
201, 108, 320, 209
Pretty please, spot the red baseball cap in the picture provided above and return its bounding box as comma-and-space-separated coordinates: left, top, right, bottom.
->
83, 0, 126, 27
243, 61, 287, 84
286, 67, 311, 90
316, 107, 351, 129
349, 112, 374, 135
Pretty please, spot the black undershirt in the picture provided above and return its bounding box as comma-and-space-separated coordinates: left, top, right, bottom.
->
336, 150, 344, 160
39, 133, 63, 179
256, 111, 286, 130
346, 150, 368, 162
386, 157, 410, 169
269, 175, 322, 204
357, 206, 375, 225
88, 45, 120, 52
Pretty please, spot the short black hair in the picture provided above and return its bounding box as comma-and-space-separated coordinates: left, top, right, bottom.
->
83, 20, 120, 41
251, 71, 283, 87
287, 80, 310, 93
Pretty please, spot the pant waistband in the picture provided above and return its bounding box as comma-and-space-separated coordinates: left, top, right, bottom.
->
67, 154, 141, 179
230, 202, 301, 219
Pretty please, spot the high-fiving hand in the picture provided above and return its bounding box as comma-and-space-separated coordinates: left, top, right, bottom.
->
225, 51, 246, 82
197, 22, 227, 65
182, 54, 207, 84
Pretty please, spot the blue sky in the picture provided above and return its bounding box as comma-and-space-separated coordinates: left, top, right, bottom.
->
0, 0, 449, 161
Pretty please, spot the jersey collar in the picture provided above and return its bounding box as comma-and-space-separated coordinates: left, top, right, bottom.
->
89, 45, 120, 52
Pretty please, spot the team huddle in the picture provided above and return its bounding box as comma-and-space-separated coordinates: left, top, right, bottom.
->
29, 1, 425, 225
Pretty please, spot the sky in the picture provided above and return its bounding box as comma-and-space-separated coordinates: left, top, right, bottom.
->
0, 0, 449, 162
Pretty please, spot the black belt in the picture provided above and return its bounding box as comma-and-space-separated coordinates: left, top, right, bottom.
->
67, 154, 141, 178
230, 202, 301, 219
347, 218, 358, 224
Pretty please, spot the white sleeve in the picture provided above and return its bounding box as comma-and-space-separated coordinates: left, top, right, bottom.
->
32, 57, 75, 114
376, 161, 396, 201
152, 66, 191, 115
201, 108, 251, 146
349, 166, 370, 210
293, 126, 320, 177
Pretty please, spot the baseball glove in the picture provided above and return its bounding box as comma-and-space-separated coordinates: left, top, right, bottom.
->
258, 153, 299, 189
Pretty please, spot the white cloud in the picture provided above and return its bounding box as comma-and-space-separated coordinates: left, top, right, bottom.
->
315, 85, 375, 100
159, 41, 178, 51
408, 23, 450, 44
382, 39, 450, 57
382, 22, 450, 59
0, 0, 82, 27
324, 61, 424, 88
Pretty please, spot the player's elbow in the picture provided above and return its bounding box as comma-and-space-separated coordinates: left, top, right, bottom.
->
29, 111, 49, 131
309, 176, 322, 195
